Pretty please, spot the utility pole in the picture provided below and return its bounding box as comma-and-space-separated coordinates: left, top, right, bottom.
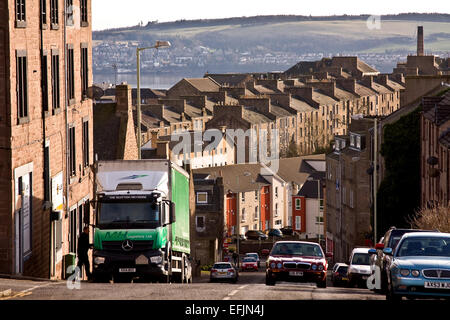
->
373, 116, 378, 245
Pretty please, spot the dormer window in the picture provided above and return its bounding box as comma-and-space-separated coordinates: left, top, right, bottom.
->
356, 136, 361, 149
350, 134, 355, 147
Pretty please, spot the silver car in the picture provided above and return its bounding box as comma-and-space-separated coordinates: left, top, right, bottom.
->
210, 262, 239, 283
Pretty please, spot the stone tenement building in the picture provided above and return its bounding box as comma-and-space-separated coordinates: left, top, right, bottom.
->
421, 90, 450, 208
0, 0, 93, 279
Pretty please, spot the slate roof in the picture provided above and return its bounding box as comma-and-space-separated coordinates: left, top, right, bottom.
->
275, 154, 325, 185
423, 90, 450, 126
185, 77, 221, 92
206, 73, 251, 87
242, 108, 272, 124
297, 175, 325, 198
439, 128, 450, 148
194, 163, 273, 192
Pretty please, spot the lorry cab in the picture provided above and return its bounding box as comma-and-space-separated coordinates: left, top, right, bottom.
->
92, 160, 191, 283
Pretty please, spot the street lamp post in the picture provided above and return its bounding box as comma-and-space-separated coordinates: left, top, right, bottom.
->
136, 41, 171, 159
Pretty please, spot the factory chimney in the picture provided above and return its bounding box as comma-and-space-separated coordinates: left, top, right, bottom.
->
417, 26, 424, 56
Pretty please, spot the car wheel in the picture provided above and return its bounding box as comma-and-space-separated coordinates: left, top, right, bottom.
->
317, 279, 327, 288
386, 277, 402, 302
265, 273, 276, 286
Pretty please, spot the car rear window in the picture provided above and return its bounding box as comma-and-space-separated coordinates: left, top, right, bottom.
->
338, 266, 348, 273
213, 263, 232, 269
243, 258, 256, 262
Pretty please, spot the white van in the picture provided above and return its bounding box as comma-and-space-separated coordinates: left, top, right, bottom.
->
348, 248, 371, 288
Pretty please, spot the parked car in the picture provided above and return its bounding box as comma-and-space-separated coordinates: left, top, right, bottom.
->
280, 226, 294, 236
348, 248, 371, 288
331, 263, 349, 287
245, 230, 268, 240
245, 252, 261, 268
372, 227, 435, 293
210, 262, 239, 283
265, 228, 283, 238
241, 257, 258, 272
261, 249, 270, 256
384, 232, 450, 301
230, 234, 247, 243
265, 241, 331, 288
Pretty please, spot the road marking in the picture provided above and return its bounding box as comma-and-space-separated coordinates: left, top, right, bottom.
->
0, 282, 60, 300
223, 297, 231, 300
238, 285, 248, 290
228, 290, 238, 296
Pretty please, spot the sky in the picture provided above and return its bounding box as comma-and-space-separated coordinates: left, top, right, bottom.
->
92, 0, 450, 31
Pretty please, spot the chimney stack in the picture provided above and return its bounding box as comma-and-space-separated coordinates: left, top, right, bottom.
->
417, 26, 424, 56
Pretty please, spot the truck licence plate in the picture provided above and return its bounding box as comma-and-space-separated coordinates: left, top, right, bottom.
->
119, 268, 136, 273
425, 281, 450, 289
289, 271, 304, 276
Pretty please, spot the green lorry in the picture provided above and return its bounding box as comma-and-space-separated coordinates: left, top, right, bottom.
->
92, 160, 192, 283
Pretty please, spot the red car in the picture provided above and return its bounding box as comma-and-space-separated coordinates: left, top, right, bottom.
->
265, 241, 331, 288
241, 257, 258, 271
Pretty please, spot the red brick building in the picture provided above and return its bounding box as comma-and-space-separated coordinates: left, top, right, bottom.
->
292, 196, 306, 233
0, 0, 93, 279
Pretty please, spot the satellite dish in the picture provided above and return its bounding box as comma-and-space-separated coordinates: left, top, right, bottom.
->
86, 86, 104, 100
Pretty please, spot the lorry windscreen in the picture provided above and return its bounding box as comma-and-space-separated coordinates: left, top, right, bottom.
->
98, 200, 160, 229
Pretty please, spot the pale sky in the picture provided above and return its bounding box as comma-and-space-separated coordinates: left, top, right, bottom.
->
92, 0, 450, 31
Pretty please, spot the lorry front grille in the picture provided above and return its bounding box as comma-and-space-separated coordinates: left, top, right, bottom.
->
102, 240, 154, 253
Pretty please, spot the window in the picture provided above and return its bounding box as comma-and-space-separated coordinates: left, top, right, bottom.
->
67, 45, 75, 103
81, 45, 89, 99
80, 0, 88, 24
350, 190, 354, 208
295, 216, 301, 231
356, 136, 361, 149
41, 53, 49, 113
275, 203, 278, 216
342, 187, 346, 205
315, 216, 324, 224
44, 144, 50, 202
241, 192, 245, 202
319, 199, 324, 211
295, 198, 301, 210
15, 0, 26, 26
275, 187, 278, 198
51, 51, 60, 112
241, 208, 245, 222
16, 51, 28, 122
50, 0, 58, 26
196, 192, 208, 204
40, 0, 47, 26
66, 0, 73, 25
69, 126, 76, 177
196, 216, 205, 232
82, 119, 89, 168
254, 207, 258, 220
69, 207, 78, 253
254, 191, 258, 200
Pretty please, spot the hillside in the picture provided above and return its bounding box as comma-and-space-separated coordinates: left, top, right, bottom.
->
93, 13, 450, 79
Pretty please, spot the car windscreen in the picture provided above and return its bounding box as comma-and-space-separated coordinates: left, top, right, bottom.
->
213, 264, 232, 269
351, 253, 370, 265
396, 237, 450, 257
98, 200, 160, 228
271, 243, 323, 257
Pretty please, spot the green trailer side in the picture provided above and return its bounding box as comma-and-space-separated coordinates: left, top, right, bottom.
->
170, 166, 190, 255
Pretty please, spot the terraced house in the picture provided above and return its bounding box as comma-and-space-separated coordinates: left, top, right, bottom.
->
0, 0, 93, 279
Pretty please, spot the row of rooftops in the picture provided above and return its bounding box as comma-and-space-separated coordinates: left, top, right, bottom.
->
193, 154, 326, 198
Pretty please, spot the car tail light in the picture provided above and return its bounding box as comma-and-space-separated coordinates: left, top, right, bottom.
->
228, 269, 235, 273
334, 272, 339, 276
211, 269, 217, 273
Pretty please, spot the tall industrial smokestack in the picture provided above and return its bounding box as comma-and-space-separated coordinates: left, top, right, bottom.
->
417, 26, 424, 56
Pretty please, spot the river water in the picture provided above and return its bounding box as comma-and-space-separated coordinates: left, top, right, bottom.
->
93, 72, 204, 90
